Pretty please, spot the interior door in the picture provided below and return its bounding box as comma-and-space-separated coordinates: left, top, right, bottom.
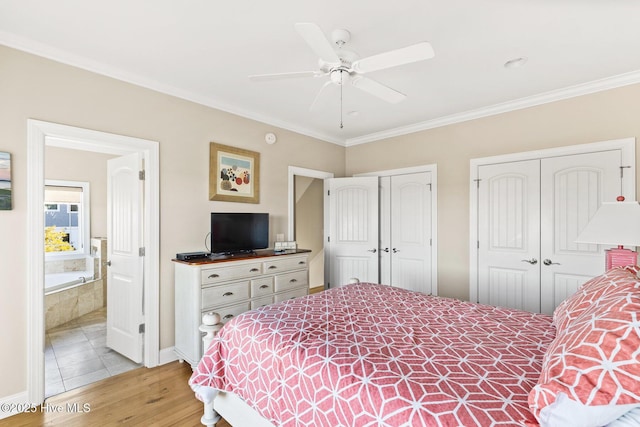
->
107, 153, 144, 363
478, 160, 541, 312
378, 177, 392, 284
326, 177, 379, 287
390, 172, 433, 294
539, 151, 621, 313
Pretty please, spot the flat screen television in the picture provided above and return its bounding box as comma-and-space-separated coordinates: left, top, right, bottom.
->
210, 212, 269, 254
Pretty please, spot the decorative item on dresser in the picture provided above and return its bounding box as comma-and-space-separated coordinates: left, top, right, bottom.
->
173, 249, 310, 367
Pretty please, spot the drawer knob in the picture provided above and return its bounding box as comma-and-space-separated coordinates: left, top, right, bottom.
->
289, 279, 297, 283
208, 273, 220, 279
250, 268, 259, 272
223, 314, 234, 320
268, 265, 277, 270
222, 292, 234, 297
259, 284, 269, 289
298, 261, 305, 265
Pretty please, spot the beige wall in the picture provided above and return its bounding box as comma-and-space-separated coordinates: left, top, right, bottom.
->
0, 45, 345, 398
44, 146, 116, 239
295, 176, 324, 287
346, 84, 640, 301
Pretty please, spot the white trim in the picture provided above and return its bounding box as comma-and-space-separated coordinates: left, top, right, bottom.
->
356, 164, 439, 295
345, 70, 640, 147
287, 166, 334, 241
468, 137, 636, 305
27, 119, 160, 404
4, 31, 640, 148
158, 347, 179, 365
0, 391, 30, 420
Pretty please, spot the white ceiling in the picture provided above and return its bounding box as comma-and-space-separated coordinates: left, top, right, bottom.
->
2, 1, 640, 146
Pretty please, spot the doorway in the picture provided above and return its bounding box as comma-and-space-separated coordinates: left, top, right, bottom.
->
288, 166, 334, 290
27, 120, 160, 404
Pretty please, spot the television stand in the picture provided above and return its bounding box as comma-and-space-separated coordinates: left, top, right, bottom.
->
173, 249, 311, 367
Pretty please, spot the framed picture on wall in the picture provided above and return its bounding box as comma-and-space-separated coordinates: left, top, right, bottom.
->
0, 151, 12, 210
209, 142, 260, 203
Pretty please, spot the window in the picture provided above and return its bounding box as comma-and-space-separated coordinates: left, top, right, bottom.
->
44, 180, 90, 257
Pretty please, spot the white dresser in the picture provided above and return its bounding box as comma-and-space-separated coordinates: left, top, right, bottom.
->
173, 250, 310, 367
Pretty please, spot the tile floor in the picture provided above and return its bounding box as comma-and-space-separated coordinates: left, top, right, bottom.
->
45, 307, 142, 398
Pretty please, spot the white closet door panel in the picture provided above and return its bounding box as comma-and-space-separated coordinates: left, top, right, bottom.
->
378, 176, 391, 285
390, 172, 432, 294
478, 160, 540, 312
540, 150, 621, 314
327, 177, 379, 287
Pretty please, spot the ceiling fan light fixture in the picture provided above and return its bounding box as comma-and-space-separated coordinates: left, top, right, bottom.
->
504, 57, 527, 69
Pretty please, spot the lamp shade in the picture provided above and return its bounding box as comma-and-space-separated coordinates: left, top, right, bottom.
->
575, 201, 640, 247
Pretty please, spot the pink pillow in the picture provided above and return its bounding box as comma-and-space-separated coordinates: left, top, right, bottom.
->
529, 271, 640, 427
552, 266, 639, 332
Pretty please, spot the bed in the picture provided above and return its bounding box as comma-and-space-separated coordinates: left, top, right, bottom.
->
189, 267, 640, 427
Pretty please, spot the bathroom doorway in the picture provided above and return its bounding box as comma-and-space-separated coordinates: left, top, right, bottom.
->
27, 120, 160, 404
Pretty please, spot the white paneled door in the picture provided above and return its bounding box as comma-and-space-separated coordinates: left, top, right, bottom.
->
326, 177, 379, 287
107, 153, 144, 363
478, 160, 541, 313
389, 173, 433, 294
478, 150, 626, 314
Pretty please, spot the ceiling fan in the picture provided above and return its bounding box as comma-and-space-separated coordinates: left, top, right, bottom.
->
249, 23, 435, 126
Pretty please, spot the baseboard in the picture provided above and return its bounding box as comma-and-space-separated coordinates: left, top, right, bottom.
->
0, 391, 29, 420
158, 346, 178, 365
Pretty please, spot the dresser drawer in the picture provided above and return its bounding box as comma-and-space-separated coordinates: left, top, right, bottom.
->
201, 262, 262, 284
274, 270, 308, 292
251, 296, 273, 309
204, 302, 250, 324
251, 277, 273, 297
202, 281, 250, 309
263, 256, 308, 274
274, 287, 307, 303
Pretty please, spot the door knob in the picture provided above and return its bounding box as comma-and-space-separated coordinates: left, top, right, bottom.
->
106, 260, 112, 267
392, 248, 400, 253
543, 259, 561, 266
382, 248, 390, 253
367, 248, 377, 253
521, 258, 538, 265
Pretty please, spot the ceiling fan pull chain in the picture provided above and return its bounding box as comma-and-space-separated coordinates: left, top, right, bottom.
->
340, 70, 344, 129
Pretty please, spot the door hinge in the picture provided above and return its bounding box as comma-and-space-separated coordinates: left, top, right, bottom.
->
427, 183, 432, 191
327, 236, 330, 242
139, 323, 145, 333
430, 238, 432, 247
139, 170, 145, 180
327, 190, 330, 196
139, 247, 145, 257
620, 166, 631, 178
473, 178, 481, 188
477, 240, 480, 249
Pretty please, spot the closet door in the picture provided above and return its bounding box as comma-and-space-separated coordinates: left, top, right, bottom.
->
378, 177, 392, 284
539, 150, 621, 313
390, 172, 432, 294
478, 160, 541, 313
325, 177, 379, 288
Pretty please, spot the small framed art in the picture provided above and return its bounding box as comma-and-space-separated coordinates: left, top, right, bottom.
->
209, 142, 260, 203
0, 151, 12, 210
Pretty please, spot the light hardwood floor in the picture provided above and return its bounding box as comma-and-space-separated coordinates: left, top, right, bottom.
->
1, 361, 224, 427
3, 286, 325, 427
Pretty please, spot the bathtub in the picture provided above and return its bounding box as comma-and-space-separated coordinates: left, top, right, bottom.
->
44, 270, 95, 294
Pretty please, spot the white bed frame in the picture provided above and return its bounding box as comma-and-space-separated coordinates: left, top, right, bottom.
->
197, 279, 361, 426
198, 312, 276, 427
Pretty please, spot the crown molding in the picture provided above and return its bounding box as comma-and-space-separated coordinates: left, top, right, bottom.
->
345, 69, 640, 147
3, 31, 640, 149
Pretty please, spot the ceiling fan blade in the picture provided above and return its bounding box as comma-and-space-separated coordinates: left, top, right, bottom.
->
351, 76, 406, 103
294, 23, 340, 65
309, 81, 334, 111
249, 71, 322, 82
352, 42, 435, 73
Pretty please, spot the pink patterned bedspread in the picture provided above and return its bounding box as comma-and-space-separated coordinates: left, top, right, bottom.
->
190, 283, 555, 426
